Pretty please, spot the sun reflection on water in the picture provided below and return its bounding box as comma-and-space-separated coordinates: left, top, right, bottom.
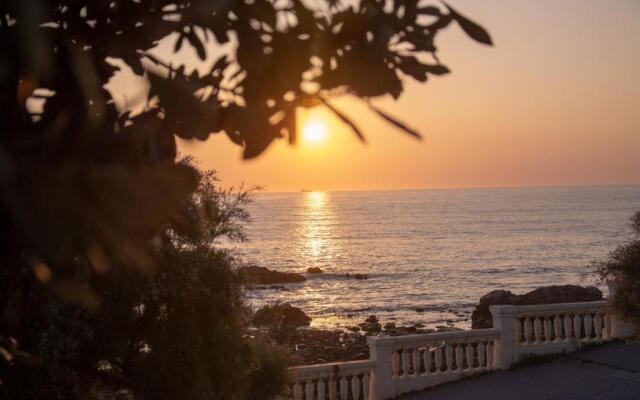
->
300, 191, 335, 265
305, 191, 326, 209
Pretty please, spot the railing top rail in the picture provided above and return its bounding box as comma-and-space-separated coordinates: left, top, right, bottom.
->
288, 359, 374, 377
367, 328, 500, 346
490, 300, 608, 316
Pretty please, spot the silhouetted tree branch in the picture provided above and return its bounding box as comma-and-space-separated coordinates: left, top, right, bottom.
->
0, 0, 490, 396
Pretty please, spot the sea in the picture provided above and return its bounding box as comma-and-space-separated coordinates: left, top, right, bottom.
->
235, 185, 640, 330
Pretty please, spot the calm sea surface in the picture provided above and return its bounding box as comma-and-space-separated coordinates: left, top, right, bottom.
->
236, 186, 640, 330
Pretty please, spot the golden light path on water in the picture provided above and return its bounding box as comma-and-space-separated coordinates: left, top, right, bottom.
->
302, 192, 330, 259
294, 191, 350, 328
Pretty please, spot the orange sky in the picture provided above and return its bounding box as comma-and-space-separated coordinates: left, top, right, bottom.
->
177, 0, 640, 192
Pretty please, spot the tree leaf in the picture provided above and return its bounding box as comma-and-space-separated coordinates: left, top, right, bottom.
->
425, 64, 450, 75
398, 55, 428, 82
186, 29, 206, 60
284, 110, 297, 145
174, 35, 185, 53
319, 97, 365, 143
417, 6, 441, 16
444, 2, 493, 46
367, 102, 422, 140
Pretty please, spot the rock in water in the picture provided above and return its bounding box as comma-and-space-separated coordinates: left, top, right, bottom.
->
306, 267, 323, 274
358, 315, 382, 335
471, 285, 603, 329
252, 303, 312, 328
237, 265, 306, 284
521, 285, 603, 304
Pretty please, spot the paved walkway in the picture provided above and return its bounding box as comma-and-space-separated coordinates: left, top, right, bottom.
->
402, 342, 640, 400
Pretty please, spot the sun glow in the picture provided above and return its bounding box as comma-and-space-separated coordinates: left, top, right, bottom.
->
302, 119, 328, 145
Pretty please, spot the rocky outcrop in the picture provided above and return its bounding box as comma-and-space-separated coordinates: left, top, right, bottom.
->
306, 267, 323, 274
237, 265, 306, 284
252, 303, 312, 328
288, 329, 370, 365
358, 315, 382, 335
286, 317, 463, 365
471, 285, 603, 329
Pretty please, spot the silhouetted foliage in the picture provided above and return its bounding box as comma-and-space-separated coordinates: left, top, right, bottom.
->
595, 211, 640, 336
0, 0, 490, 285
0, 0, 490, 395
0, 164, 288, 399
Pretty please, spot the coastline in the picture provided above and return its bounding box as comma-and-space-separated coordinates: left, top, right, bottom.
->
248, 281, 605, 366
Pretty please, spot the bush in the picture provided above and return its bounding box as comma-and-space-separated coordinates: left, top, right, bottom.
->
0, 166, 289, 400
595, 211, 640, 336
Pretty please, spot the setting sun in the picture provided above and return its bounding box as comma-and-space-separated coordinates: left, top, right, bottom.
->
302, 119, 328, 145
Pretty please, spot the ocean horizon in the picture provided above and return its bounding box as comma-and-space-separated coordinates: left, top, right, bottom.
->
237, 185, 640, 330
260, 183, 640, 195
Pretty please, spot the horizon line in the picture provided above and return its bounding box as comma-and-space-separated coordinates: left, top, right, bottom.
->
252, 182, 640, 195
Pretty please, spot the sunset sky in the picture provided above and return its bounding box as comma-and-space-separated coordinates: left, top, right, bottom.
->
178, 0, 640, 192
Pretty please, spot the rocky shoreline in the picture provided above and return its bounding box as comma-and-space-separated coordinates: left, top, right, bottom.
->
242, 267, 605, 367
250, 304, 463, 366
260, 317, 464, 366
252, 278, 602, 365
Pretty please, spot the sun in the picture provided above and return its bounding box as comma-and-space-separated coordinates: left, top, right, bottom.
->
302, 119, 327, 144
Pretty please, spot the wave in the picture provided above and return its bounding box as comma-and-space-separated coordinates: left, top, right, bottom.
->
304, 272, 383, 280
325, 303, 476, 315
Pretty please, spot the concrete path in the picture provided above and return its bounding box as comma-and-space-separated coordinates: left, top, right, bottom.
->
401, 342, 640, 400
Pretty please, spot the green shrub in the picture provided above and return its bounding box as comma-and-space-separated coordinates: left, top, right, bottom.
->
595, 211, 640, 336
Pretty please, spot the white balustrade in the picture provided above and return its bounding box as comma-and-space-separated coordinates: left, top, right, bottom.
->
367, 328, 499, 399
491, 301, 618, 365
288, 360, 374, 400
287, 300, 631, 400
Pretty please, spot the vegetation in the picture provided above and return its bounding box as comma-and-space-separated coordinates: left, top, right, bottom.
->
0, 161, 288, 399
0, 0, 490, 397
595, 211, 640, 336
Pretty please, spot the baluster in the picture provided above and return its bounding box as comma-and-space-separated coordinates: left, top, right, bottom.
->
553, 316, 563, 342
445, 344, 453, 372
434, 346, 443, 374
466, 342, 475, 370
423, 346, 432, 375
317, 379, 326, 400
515, 318, 521, 345
339, 376, 348, 400
362, 373, 370, 400
523, 317, 532, 343
487, 341, 494, 368
412, 347, 421, 375
329, 378, 337, 400
455, 344, 464, 371
584, 313, 593, 341
543, 316, 552, 342
351, 375, 361, 400
573, 314, 582, 340
401, 348, 410, 377
478, 342, 486, 369
294, 382, 303, 400
594, 313, 603, 340
564, 314, 573, 341
391, 349, 399, 378
604, 313, 612, 340
533, 317, 542, 343
306, 380, 314, 400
